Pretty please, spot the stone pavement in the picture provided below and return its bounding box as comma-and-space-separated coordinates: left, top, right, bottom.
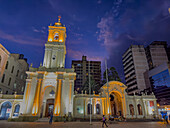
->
0, 121, 169, 128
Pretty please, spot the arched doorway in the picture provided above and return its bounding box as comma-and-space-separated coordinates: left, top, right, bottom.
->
45, 99, 54, 117
41, 86, 56, 117
110, 92, 123, 117
0, 101, 12, 120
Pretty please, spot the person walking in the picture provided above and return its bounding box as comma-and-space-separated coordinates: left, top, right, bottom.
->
64, 114, 66, 123
102, 115, 108, 127
165, 115, 169, 124
49, 112, 53, 125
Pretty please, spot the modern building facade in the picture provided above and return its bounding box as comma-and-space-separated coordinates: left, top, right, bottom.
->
0, 45, 28, 95
0, 18, 159, 121
122, 45, 149, 94
147, 62, 170, 105
72, 56, 101, 92
145, 41, 169, 70
123, 42, 169, 95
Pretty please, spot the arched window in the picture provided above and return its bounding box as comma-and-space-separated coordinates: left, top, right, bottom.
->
129, 104, 134, 115
1, 74, 5, 83
96, 104, 100, 114
0, 101, 12, 120
13, 104, 20, 117
137, 104, 143, 115
87, 103, 92, 114
16, 70, 19, 77
8, 78, 11, 86
11, 66, 14, 73
5, 61, 8, 69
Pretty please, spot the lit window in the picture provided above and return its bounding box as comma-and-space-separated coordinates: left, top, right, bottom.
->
77, 64, 81, 67
14, 83, 17, 89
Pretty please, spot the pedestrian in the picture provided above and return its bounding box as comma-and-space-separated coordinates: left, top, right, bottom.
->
49, 112, 53, 125
102, 115, 108, 127
163, 115, 166, 124
165, 115, 169, 124
64, 114, 66, 123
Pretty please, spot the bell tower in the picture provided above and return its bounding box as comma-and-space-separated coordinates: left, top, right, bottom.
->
43, 16, 66, 68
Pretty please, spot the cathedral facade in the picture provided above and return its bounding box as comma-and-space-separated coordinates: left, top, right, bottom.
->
0, 18, 159, 120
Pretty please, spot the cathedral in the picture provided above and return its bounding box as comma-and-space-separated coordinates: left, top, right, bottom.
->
0, 18, 159, 121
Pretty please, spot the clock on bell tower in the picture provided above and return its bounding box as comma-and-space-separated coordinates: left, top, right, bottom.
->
43, 16, 67, 68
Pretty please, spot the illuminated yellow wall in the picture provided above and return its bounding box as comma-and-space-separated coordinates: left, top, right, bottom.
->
48, 26, 66, 43
54, 79, 62, 116
32, 79, 42, 116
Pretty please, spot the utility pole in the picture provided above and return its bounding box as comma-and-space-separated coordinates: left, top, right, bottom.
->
89, 61, 92, 125
105, 59, 110, 120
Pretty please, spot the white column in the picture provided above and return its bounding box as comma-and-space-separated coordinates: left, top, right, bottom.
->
133, 96, 138, 118
154, 100, 158, 118
26, 76, 38, 114
20, 79, 31, 114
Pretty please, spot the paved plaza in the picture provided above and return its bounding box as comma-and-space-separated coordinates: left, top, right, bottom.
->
0, 121, 169, 128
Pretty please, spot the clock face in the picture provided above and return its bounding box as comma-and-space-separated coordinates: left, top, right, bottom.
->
54, 33, 59, 40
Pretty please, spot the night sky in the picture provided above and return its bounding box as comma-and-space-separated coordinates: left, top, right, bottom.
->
0, 0, 170, 82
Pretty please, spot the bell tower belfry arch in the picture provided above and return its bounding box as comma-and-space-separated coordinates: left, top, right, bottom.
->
43, 16, 67, 68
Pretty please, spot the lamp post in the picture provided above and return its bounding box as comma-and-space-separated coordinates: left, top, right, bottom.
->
105, 59, 110, 120
89, 61, 92, 125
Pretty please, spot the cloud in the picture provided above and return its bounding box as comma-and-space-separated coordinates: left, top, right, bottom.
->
32, 27, 45, 33
67, 48, 104, 62
97, 0, 102, 4
97, 0, 170, 82
0, 29, 44, 46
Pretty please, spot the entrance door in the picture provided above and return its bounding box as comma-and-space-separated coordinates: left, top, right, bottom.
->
45, 99, 54, 117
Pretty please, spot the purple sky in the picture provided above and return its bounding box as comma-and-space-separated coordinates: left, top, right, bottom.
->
0, 0, 170, 82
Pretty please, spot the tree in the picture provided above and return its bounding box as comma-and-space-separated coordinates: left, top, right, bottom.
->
102, 67, 121, 85
80, 76, 100, 94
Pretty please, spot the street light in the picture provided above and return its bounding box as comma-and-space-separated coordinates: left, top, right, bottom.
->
105, 59, 110, 120
89, 61, 92, 125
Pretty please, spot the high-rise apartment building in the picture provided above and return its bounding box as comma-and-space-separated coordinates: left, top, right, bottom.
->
0, 44, 29, 94
122, 45, 149, 94
123, 41, 169, 95
72, 56, 101, 92
145, 41, 169, 69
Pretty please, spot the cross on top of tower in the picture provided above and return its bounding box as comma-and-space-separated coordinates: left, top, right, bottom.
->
58, 16, 61, 23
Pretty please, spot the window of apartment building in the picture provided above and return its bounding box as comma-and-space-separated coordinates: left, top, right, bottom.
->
77, 64, 81, 67
21, 86, 24, 92
5, 61, 8, 69
11, 66, 14, 73
6, 91, 8, 94
8, 77, 11, 86
1, 74, 5, 83
21, 74, 23, 79
14, 82, 17, 89
16, 70, 19, 77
